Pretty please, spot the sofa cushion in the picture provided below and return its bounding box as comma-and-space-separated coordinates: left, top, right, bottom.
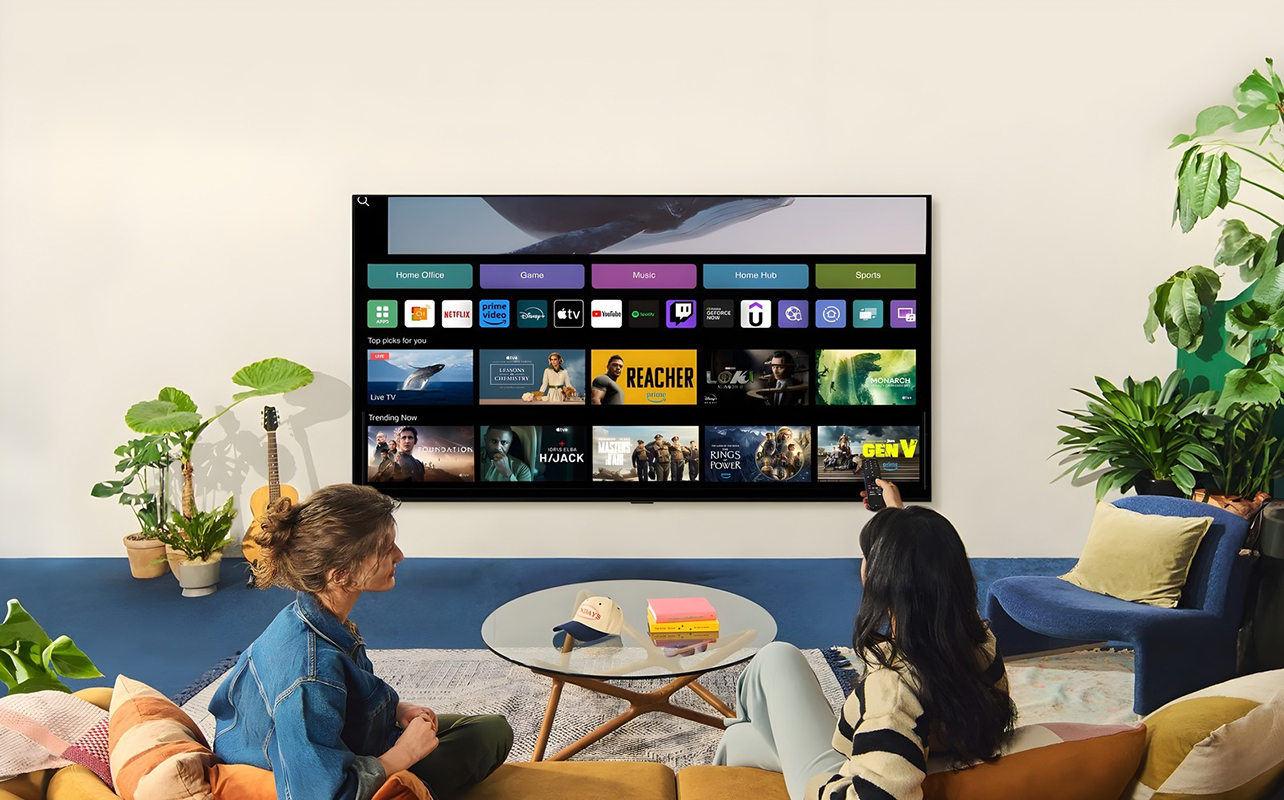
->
47, 765, 120, 799
676, 766, 787, 800
0, 688, 111, 786
1060, 502, 1211, 607
206, 763, 430, 800
1125, 668, 1284, 800
108, 674, 213, 800
923, 722, 1145, 799
463, 762, 677, 800
0, 770, 51, 800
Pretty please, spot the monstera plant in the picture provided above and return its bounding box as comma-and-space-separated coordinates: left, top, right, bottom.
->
1144, 58, 1284, 502
0, 600, 102, 695
124, 358, 314, 519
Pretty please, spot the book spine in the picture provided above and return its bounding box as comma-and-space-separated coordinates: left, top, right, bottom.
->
647, 621, 720, 634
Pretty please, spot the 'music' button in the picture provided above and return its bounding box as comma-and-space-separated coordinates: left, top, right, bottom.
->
592, 264, 697, 289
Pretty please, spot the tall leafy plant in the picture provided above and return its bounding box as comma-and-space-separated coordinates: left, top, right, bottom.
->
1054, 372, 1220, 500
124, 358, 313, 518
1144, 58, 1284, 498
90, 433, 180, 537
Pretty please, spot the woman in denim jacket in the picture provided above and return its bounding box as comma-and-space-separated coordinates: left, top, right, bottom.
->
210, 484, 513, 800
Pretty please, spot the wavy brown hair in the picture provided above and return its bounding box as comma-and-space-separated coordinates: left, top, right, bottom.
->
250, 484, 400, 592
854, 506, 1016, 765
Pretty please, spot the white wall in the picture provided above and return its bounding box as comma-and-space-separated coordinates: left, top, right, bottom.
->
2, 1, 1278, 559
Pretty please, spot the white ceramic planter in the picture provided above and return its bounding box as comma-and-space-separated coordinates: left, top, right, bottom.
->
177, 554, 222, 597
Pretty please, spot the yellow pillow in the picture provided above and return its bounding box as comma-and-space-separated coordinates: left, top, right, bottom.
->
1060, 502, 1212, 607
1124, 669, 1284, 800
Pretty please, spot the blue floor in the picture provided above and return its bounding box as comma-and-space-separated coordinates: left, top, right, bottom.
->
1, 557, 1074, 698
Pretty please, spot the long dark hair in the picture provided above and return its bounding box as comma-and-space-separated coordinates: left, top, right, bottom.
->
853, 506, 1015, 764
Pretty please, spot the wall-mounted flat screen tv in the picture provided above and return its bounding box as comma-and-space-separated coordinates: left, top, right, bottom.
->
353, 195, 930, 502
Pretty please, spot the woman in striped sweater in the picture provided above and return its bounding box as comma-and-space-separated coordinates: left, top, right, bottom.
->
714, 479, 1016, 800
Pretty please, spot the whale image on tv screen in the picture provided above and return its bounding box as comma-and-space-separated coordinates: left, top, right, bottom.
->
367, 350, 472, 406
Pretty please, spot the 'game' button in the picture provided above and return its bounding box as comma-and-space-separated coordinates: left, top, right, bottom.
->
592, 264, 697, 290
367, 263, 473, 289
702, 264, 808, 289
480, 264, 585, 289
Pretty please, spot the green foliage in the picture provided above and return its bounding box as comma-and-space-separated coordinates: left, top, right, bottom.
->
123, 357, 313, 518
0, 600, 102, 695
1205, 404, 1284, 498
152, 496, 237, 562
1053, 372, 1221, 501
90, 434, 179, 537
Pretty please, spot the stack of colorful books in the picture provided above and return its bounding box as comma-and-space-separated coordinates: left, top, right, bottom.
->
647, 597, 718, 654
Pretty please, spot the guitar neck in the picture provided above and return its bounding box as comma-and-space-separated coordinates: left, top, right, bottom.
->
267, 431, 281, 503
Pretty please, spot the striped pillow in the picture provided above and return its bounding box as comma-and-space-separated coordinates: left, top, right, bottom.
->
108, 675, 215, 800
1125, 669, 1284, 800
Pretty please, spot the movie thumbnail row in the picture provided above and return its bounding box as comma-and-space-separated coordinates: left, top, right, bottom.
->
365, 424, 922, 485
366, 348, 918, 408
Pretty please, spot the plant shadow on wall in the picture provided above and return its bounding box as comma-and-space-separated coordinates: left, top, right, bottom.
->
268, 371, 353, 493
1057, 58, 1284, 517
106, 358, 315, 596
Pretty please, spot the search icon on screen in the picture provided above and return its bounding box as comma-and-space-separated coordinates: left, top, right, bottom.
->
357, 196, 369, 207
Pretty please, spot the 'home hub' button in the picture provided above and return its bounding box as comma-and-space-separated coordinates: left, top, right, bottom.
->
592, 264, 697, 290
480, 264, 585, 289
703, 264, 808, 290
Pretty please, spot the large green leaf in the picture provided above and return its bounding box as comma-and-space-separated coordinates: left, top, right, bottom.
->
230, 358, 314, 401
42, 636, 102, 680
1178, 151, 1202, 232
1164, 276, 1205, 351
1217, 369, 1282, 413
1219, 153, 1241, 209
1233, 104, 1281, 132
125, 401, 202, 435
0, 600, 52, 649
1186, 265, 1222, 308
6, 674, 70, 695
1252, 263, 1284, 307
1193, 105, 1239, 138
1216, 219, 1267, 277
157, 387, 198, 414
1144, 281, 1172, 342
1197, 149, 1224, 218
1235, 70, 1277, 112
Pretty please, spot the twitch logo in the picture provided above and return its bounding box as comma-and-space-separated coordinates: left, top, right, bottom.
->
667, 300, 696, 329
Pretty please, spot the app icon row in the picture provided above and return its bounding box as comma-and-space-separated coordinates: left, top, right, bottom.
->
366, 298, 918, 330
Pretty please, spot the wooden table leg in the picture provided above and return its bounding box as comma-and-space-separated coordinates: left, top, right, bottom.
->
688, 679, 735, 717
532, 671, 732, 762
531, 676, 565, 762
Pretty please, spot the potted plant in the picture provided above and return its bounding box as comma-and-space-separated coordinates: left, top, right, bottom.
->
91, 433, 179, 579
150, 497, 237, 597
123, 357, 314, 520
0, 599, 102, 694
1053, 371, 1221, 501
1145, 57, 1284, 515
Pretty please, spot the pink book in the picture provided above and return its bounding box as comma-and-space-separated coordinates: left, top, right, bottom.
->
647, 597, 717, 623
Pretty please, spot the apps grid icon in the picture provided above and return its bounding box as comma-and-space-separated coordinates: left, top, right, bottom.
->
367, 300, 397, 329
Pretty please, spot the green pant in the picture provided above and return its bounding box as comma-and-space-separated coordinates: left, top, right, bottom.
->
408, 713, 513, 800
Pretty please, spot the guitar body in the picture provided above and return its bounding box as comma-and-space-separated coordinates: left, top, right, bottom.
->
241, 482, 299, 563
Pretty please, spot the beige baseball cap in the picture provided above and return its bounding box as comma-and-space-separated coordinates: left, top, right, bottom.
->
552, 596, 625, 642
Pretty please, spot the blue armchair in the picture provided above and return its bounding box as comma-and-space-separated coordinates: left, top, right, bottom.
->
985, 496, 1254, 714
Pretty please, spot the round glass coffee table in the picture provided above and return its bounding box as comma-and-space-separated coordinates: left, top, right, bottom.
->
481, 579, 776, 761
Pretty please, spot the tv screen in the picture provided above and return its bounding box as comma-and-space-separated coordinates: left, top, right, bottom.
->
353, 195, 930, 502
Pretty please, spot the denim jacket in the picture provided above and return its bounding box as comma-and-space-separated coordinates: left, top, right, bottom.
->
209, 593, 400, 800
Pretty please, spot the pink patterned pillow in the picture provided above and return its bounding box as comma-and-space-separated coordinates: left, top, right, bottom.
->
0, 690, 113, 788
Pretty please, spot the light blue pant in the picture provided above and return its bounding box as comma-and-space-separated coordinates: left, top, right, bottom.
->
714, 642, 846, 800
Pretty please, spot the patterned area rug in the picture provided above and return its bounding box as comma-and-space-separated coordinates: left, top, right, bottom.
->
180, 646, 1136, 770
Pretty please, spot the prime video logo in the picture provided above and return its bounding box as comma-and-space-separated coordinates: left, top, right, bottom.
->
479, 300, 509, 327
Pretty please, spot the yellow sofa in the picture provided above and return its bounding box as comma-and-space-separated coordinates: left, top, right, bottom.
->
0, 687, 787, 800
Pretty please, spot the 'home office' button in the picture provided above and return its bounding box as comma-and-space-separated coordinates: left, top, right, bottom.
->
592, 264, 697, 290
480, 264, 585, 289
367, 263, 473, 289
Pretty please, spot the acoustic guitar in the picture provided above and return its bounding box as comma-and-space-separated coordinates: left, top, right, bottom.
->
241, 406, 299, 587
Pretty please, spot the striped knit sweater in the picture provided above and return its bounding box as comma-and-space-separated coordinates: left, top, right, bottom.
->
806, 631, 1007, 800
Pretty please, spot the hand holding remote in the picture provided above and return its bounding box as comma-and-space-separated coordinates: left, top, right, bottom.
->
862, 458, 885, 510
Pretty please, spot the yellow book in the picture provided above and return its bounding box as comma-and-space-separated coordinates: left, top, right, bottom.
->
647, 609, 719, 633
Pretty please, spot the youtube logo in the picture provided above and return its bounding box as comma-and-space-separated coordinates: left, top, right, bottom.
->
591, 299, 622, 328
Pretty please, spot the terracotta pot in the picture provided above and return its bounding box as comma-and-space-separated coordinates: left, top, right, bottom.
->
178, 553, 223, 598
122, 535, 168, 579
1191, 489, 1271, 519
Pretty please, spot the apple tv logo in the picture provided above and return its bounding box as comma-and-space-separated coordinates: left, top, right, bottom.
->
553, 299, 584, 329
